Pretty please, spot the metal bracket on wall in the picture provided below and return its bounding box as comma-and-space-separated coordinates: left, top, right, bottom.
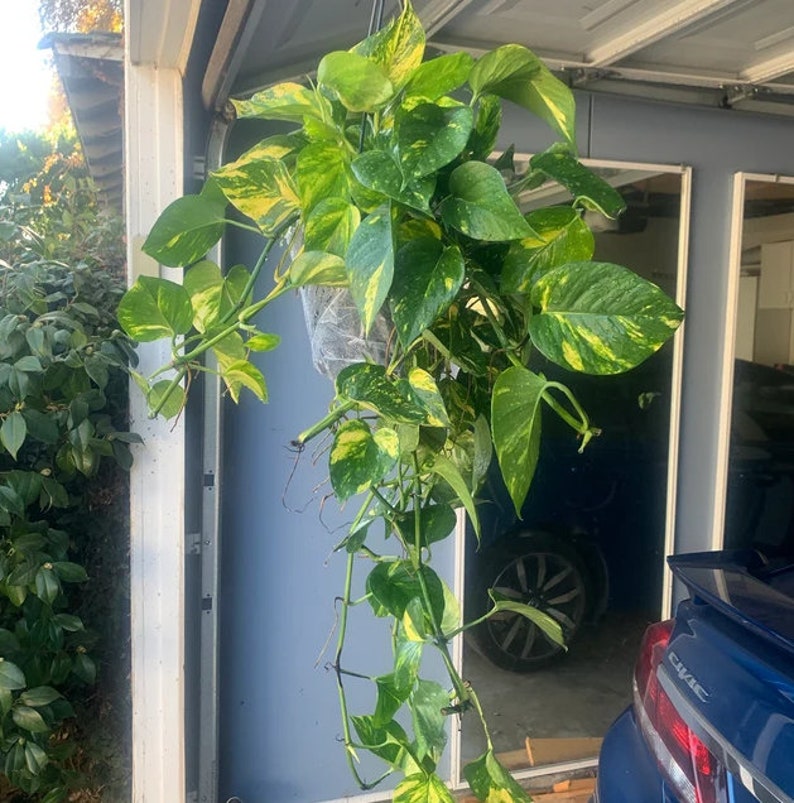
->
187, 531, 202, 556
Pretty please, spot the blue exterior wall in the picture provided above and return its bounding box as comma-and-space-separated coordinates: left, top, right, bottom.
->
214, 96, 794, 802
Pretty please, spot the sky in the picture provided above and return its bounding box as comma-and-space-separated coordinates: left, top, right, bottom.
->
0, 2, 55, 133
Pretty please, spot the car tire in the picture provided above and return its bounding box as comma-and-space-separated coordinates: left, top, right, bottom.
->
470, 531, 589, 672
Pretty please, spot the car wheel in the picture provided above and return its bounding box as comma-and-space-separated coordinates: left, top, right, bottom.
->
470, 531, 589, 672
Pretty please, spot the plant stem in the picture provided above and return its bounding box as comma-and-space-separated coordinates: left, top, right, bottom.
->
294, 400, 355, 446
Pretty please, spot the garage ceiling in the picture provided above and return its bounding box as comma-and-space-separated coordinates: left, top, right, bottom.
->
205, 0, 794, 117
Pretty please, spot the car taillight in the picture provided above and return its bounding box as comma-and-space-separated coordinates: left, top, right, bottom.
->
633, 620, 726, 803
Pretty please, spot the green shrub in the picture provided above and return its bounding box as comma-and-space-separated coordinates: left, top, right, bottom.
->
0, 240, 135, 800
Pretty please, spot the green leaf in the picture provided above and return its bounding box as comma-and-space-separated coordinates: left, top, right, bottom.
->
394, 773, 455, 803
72, 653, 96, 684
317, 51, 393, 113
390, 239, 465, 347
218, 359, 268, 404
329, 420, 399, 501
440, 161, 534, 242
394, 627, 423, 692
351, 715, 420, 775
303, 198, 361, 257
396, 102, 473, 180
464, 750, 533, 803
336, 363, 425, 423
367, 560, 421, 618
373, 674, 406, 726
469, 94, 502, 160
117, 277, 193, 342
22, 409, 58, 445
411, 679, 448, 761
346, 205, 395, 334
429, 455, 480, 540
20, 686, 61, 707
183, 261, 251, 333
147, 379, 186, 420
24, 742, 48, 775
487, 590, 565, 646
296, 141, 350, 213
352, 0, 425, 90
1, 412, 27, 460
246, 332, 280, 352
396, 504, 457, 549
14, 355, 43, 373
529, 261, 684, 374
232, 83, 328, 122
35, 567, 61, 605
408, 368, 449, 427
52, 562, 88, 583
0, 660, 26, 690
12, 705, 50, 733
212, 155, 299, 236
52, 613, 84, 632
405, 52, 474, 101
530, 147, 625, 218
491, 366, 549, 515
469, 44, 575, 148
289, 251, 348, 288
351, 151, 434, 213
142, 193, 226, 267
502, 206, 594, 292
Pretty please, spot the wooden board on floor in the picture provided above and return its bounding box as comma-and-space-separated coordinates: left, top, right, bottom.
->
525, 736, 602, 766
458, 776, 595, 802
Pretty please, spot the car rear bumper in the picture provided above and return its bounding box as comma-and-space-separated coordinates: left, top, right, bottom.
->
593, 706, 669, 802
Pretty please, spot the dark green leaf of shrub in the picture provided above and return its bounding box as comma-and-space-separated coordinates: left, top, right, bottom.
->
72, 653, 96, 685
0, 659, 26, 690
11, 705, 50, 733
1, 411, 27, 459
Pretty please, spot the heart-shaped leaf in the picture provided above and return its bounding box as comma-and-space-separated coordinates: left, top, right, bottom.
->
352, 0, 425, 90
487, 590, 565, 646
502, 206, 594, 292
492, 366, 550, 514
531, 147, 625, 218
408, 368, 449, 427
329, 420, 399, 500
470, 44, 575, 147
405, 52, 474, 101
529, 261, 684, 374
183, 261, 251, 332
394, 774, 455, 803
396, 102, 473, 179
232, 82, 328, 122
303, 198, 360, 256
440, 161, 534, 242
352, 150, 435, 212
296, 141, 350, 213
1, 412, 26, 460
317, 51, 393, 112
142, 193, 227, 267
390, 239, 465, 347
410, 679, 449, 762
345, 205, 395, 333
289, 251, 348, 287
118, 276, 193, 342
212, 155, 299, 236
336, 363, 425, 423
464, 749, 533, 803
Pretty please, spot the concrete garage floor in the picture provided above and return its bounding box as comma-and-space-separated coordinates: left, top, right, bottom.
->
460, 610, 655, 763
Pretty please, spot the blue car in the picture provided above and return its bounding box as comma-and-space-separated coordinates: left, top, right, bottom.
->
593, 549, 794, 803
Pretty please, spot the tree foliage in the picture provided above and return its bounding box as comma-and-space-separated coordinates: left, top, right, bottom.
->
38, 0, 122, 34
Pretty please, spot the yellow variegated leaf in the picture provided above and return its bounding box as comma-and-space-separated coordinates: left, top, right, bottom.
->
232, 82, 328, 122
212, 155, 299, 236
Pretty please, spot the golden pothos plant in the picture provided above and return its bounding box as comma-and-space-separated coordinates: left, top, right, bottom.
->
116, 2, 683, 799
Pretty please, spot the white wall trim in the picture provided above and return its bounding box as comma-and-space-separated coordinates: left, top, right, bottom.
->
124, 47, 187, 803
128, 0, 202, 72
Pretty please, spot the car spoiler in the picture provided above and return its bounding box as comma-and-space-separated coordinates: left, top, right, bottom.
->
669, 550, 794, 658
